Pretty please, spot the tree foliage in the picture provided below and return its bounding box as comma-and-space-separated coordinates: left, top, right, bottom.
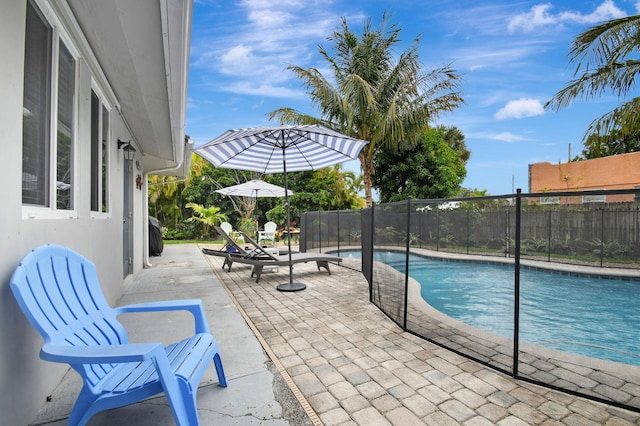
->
268, 12, 463, 206
265, 164, 366, 226
151, 154, 366, 239
578, 129, 640, 159
185, 203, 228, 238
148, 175, 185, 227
443, 126, 471, 164
372, 126, 467, 202
545, 14, 640, 146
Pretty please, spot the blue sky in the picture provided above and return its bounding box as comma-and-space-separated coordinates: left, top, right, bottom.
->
186, 0, 639, 196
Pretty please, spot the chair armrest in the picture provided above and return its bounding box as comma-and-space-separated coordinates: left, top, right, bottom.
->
41, 342, 163, 364
114, 299, 210, 334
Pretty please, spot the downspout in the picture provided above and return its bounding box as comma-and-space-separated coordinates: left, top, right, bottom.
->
143, 137, 193, 267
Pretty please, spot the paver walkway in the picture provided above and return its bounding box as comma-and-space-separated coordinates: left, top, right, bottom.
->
203, 244, 640, 425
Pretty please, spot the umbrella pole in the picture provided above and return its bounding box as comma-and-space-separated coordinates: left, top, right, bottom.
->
255, 189, 259, 237
277, 140, 306, 292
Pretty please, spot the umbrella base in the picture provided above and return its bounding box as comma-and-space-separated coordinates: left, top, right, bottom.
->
276, 282, 306, 292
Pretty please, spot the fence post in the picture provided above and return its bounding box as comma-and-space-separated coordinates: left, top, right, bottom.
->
467, 210, 470, 255
600, 208, 605, 267
436, 212, 441, 251
513, 188, 522, 377
317, 211, 322, 252
403, 200, 411, 330
336, 210, 340, 255
506, 209, 511, 258
300, 213, 306, 252
547, 209, 552, 262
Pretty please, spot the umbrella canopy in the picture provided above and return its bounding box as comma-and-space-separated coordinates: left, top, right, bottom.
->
195, 124, 369, 292
195, 124, 368, 174
215, 179, 293, 198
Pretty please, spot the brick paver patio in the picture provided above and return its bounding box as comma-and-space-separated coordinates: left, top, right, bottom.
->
202, 246, 640, 425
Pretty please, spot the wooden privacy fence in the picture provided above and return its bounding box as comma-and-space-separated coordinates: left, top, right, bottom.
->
301, 190, 640, 270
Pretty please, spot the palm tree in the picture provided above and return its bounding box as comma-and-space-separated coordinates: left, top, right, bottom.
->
443, 126, 471, 164
268, 12, 463, 206
185, 203, 228, 238
545, 15, 640, 145
148, 175, 183, 227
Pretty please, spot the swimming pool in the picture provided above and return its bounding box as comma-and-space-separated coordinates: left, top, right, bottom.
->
343, 249, 640, 366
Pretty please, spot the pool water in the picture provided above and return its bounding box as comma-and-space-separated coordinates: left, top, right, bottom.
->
347, 250, 640, 366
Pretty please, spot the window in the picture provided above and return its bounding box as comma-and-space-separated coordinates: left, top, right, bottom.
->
91, 90, 110, 213
22, 0, 77, 216
583, 190, 606, 203
540, 196, 560, 205
22, 3, 51, 207
57, 42, 75, 209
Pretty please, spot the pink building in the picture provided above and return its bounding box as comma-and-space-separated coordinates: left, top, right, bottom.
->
528, 152, 640, 203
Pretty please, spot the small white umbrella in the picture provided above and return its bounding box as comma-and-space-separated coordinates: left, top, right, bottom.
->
215, 180, 293, 235
215, 179, 293, 198
195, 124, 369, 292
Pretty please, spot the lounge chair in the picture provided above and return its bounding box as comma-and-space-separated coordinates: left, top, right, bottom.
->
258, 221, 277, 246
202, 225, 251, 257
220, 221, 245, 245
238, 231, 297, 257
222, 232, 342, 283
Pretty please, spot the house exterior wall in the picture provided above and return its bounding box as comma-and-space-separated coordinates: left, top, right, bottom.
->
0, 2, 147, 424
528, 151, 640, 203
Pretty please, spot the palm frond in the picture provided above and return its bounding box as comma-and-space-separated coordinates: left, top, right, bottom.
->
584, 97, 640, 140
570, 15, 640, 66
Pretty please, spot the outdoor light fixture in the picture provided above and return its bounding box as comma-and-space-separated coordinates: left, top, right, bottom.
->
117, 139, 136, 161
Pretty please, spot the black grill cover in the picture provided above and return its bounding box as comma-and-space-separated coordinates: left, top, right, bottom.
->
149, 216, 163, 256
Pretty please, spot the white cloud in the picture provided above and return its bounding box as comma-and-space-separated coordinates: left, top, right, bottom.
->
508, 4, 557, 32
221, 81, 305, 99
508, 1, 627, 32
191, 1, 339, 95
558, 0, 626, 24
492, 132, 528, 143
454, 39, 555, 72
469, 131, 531, 143
220, 44, 254, 70
494, 98, 545, 120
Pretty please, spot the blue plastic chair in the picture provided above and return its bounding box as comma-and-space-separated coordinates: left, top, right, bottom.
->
10, 244, 227, 425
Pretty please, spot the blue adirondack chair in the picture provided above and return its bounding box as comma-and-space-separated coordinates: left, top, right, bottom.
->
10, 244, 227, 425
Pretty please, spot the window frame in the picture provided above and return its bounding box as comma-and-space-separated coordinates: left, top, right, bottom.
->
90, 82, 112, 218
540, 196, 560, 205
582, 190, 606, 204
22, 0, 80, 220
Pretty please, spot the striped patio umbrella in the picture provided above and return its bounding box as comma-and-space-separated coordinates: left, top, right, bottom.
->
195, 124, 369, 292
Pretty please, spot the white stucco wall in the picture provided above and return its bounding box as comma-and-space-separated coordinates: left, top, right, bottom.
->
0, 2, 146, 424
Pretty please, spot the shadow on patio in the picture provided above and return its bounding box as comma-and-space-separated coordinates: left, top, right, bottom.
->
30, 244, 640, 425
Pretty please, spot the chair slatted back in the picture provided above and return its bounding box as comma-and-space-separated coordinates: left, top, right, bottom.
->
263, 221, 276, 232
10, 245, 128, 386
220, 221, 233, 235
259, 221, 277, 243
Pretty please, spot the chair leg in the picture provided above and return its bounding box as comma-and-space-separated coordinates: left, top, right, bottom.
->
176, 379, 200, 426
154, 356, 192, 425
68, 385, 97, 426
223, 256, 233, 271
316, 260, 331, 274
254, 265, 263, 283
214, 353, 227, 387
